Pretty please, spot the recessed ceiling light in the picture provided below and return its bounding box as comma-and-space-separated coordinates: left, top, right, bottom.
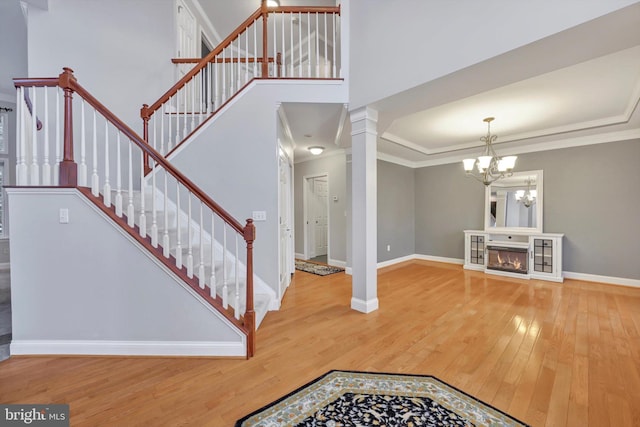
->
308, 146, 324, 155
266, 0, 280, 7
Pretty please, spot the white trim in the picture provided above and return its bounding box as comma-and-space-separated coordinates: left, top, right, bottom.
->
0, 93, 15, 103
10, 340, 246, 357
564, 271, 640, 288
345, 266, 352, 275
377, 254, 416, 269
328, 258, 346, 268
188, 0, 221, 47
350, 297, 379, 313
413, 254, 464, 265
375, 129, 640, 169
295, 252, 306, 260
334, 104, 349, 147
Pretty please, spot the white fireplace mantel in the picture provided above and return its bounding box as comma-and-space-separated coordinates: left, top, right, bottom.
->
463, 230, 564, 282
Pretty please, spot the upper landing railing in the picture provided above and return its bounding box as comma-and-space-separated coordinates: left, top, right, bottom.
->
141, 2, 341, 158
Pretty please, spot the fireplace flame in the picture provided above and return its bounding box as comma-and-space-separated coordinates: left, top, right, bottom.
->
494, 250, 524, 272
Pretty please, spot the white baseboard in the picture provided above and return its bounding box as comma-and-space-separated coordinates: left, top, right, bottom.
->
350, 297, 379, 313
414, 254, 464, 265
345, 267, 352, 275
564, 271, 640, 288
377, 254, 416, 269
294, 252, 306, 260
10, 340, 246, 357
329, 258, 346, 268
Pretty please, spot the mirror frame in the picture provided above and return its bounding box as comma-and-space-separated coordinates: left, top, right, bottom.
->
484, 170, 543, 234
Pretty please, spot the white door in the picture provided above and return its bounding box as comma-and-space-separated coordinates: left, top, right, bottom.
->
305, 175, 328, 259
176, 1, 198, 111
279, 152, 293, 295
313, 178, 328, 257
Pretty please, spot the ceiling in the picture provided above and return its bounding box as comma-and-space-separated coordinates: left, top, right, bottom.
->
200, 1, 640, 166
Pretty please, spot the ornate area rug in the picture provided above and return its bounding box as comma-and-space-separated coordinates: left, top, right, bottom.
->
236, 370, 529, 427
295, 260, 344, 276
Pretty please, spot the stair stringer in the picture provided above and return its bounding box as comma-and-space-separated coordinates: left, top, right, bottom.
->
7, 188, 247, 357
165, 78, 348, 308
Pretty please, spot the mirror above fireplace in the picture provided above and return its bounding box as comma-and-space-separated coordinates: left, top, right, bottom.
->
485, 170, 543, 234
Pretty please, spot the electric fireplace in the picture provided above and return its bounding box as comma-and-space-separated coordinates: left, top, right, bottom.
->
486, 246, 528, 274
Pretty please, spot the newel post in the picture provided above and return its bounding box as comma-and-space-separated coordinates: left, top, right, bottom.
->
58, 67, 78, 186
243, 218, 256, 358
261, 0, 269, 78
141, 104, 151, 174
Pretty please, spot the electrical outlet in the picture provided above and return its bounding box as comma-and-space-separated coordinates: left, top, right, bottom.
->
387, 245, 391, 252
59, 208, 69, 224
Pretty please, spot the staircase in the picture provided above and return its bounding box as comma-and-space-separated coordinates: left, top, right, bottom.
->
9, 2, 342, 358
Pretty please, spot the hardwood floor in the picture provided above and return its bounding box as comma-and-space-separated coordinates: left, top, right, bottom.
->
1, 260, 639, 426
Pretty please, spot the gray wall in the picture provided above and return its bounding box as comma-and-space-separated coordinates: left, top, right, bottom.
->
412, 139, 640, 280
415, 162, 485, 260
8, 190, 243, 351
378, 160, 415, 262
27, 0, 177, 132
294, 153, 347, 264
0, 0, 27, 100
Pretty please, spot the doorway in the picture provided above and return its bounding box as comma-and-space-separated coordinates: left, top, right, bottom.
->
304, 174, 329, 263
279, 149, 293, 297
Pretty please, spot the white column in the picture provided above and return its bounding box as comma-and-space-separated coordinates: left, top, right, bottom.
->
349, 106, 378, 313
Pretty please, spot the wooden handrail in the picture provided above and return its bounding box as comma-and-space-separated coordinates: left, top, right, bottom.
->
70, 78, 246, 234
142, 4, 340, 120
15, 72, 246, 234
142, 7, 264, 119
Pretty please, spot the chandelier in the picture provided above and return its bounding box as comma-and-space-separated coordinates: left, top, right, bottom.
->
516, 178, 536, 208
462, 117, 517, 186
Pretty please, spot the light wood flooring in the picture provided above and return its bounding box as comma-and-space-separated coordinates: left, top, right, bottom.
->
1, 260, 639, 426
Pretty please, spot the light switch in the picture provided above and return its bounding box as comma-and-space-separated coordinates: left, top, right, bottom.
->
59, 208, 69, 224
252, 211, 267, 221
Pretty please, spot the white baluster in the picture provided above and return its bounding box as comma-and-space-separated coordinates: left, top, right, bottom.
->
78, 98, 87, 186
151, 159, 158, 247
103, 122, 111, 207
222, 49, 227, 103
214, 60, 219, 110
16, 87, 26, 185
324, 13, 328, 77
235, 233, 240, 319
139, 153, 147, 238
186, 192, 194, 278
30, 87, 39, 185
246, 29, 250, 83
42, 87, 51, 185
167, 95, 173, 152
115, 131, 123, 216
253, 22, 258, 77
162, 171, 170, 257
198, 202, 205, 288
182, 83, 188, 140
160, 103, 165, 155
91, 109, 98, 195
222, 224, 228, 309
316, 13, 320, 77
209, 213, 216, 297
175, 183, 182, 269
332, 13, 337, 77
127, 139, 135, 227
230, 42, 234, 94
307, 12, 311, 78
281, 12, 286, 77
175, 91, 181, 145
151, 115, 157, 151
290, 14, 294, 77
91, 109, 99, 195
298, 12, 302, 77
54, 88, 61, 186
206, 63, 212, 115
273, 13, 277, 77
